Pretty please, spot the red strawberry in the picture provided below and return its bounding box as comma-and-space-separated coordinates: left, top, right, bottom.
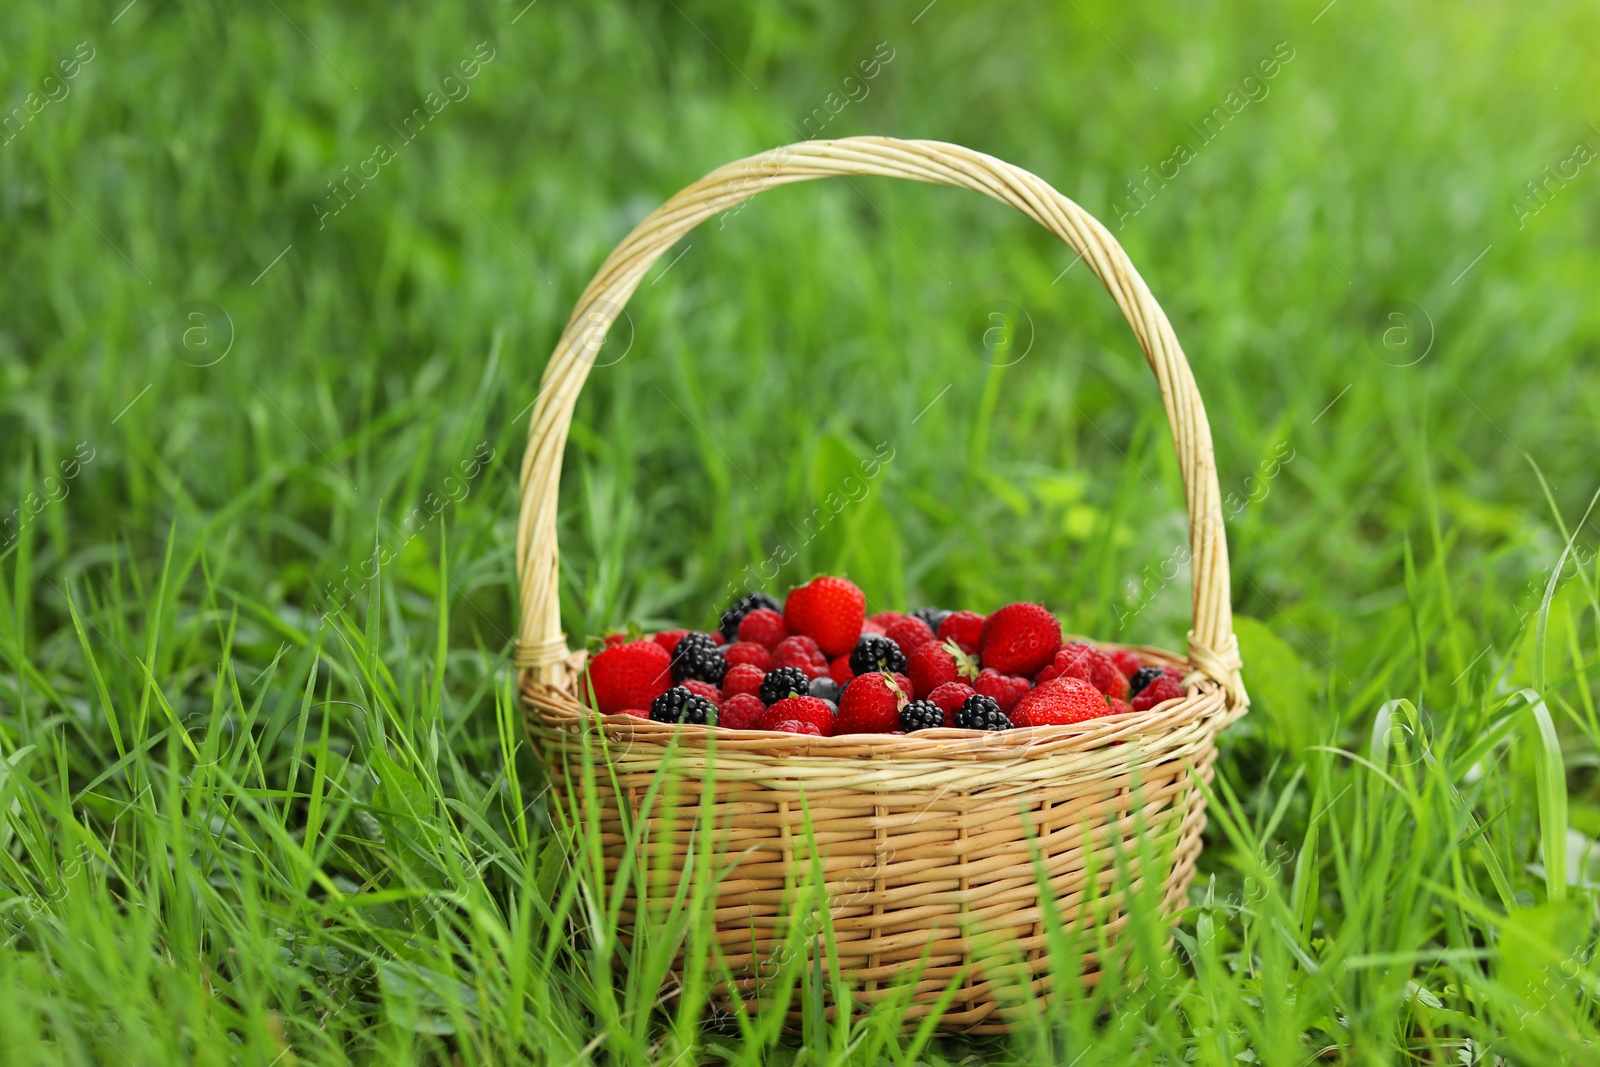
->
1109, 648, 1143, 679
973, 668, 1030, 713
736, 608, 789, 650
937, 611, 984, 655
783, 577, 866, 658
654, 629, 689, 654
868, 611, 908, 630
723, 641, 772, 672
1038, 643, 1129, 700
582, 640, 673, 715
760, 695, 835, 736
1131, 673, 1187, 711
1108, 697, 1134, 716
885, 617, 937, 655
835, 672, 910, 734
620, 708, 648, 718
681, 679, 722, 705
722, 663, 766, 698
907, 639, 979, 698
928, 681, 976, 727
772, 718, 822, 736
829, 654, 855, 686
978, 603, 1061, 677
718, 692, 767, 730
1011, 677, 1111, 727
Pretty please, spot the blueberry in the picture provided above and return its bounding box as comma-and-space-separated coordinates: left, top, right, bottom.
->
808, 676, 841, 703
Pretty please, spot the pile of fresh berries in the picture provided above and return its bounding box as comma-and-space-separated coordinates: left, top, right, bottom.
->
579, 576, 1190, 736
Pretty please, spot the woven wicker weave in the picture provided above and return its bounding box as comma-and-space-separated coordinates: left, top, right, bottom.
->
516, 137, 1248, 1032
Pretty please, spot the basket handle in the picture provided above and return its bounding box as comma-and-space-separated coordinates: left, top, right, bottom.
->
514, 137, 1246, 707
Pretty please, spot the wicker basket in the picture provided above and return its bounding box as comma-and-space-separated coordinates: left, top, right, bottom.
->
516, 137, 1248, 1032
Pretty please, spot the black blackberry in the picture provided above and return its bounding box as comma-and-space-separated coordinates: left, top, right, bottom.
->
899, 700, 945, 732
718, 591, 783, 641
671, 632, 727, 684
649, 686, 717, 726
910, 607, 951, 632
759, 666, 811, 705
849, 634, 907, 676
954, 694, 1012, 731
806, 676, 841, 704
1128, 666, 1164, 697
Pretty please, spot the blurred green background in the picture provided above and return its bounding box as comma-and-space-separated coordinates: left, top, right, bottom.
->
2, 0, 1599, 1063
4, 0, 1597, 650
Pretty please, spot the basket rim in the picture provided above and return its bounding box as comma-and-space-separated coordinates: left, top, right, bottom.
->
523, 641, 1241, 764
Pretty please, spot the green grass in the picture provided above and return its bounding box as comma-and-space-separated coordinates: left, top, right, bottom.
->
3, 0, 1600, 1062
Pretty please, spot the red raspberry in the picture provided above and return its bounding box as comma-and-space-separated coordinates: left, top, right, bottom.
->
862, 620, 887, 636
783, 577, 866, 658
884, 617, 937, 656
868, 611, 908, 631
1131, 673, 1187, 711
1108, 697, 1134, 716
928, 681, 976, 727
1037, 643, 1129, 700
799, 661, 828, 680
722, 663, 766, 699
681, 679, 722, 705
936, 611, 984, 655
1036, 642, 1082, 681
771, 718, 822, 736
717, 692, 767, 730
978, 603, 1062, 677
653, 629, 689, 655
1109, 648, 1143, 679
771, 635, 828, 677
835, 672, 910, 734
620, 708, 649, 718
907, 639, 979, 698
760, 695, 835, 736
771, 634, 823, 663
973, 668, 1030, 713
1011, 677, 1111, 727
581, 640, 672, 715
602, 632, 627, 647
736, 608, 789, 650
829, 654, 855, 686
723, 641, 772, 672
709, 632, 726, 646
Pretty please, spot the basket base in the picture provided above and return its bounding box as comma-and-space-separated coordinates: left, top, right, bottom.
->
522, 644, 1238, 1032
